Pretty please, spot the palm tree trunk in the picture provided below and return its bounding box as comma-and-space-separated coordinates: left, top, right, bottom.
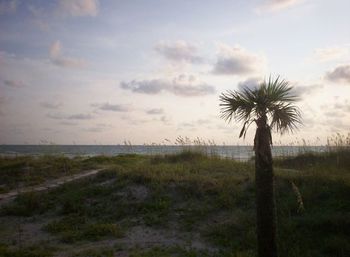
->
254, 120, 278, 257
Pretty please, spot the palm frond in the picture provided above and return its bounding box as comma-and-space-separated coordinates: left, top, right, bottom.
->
219, 90, 255, 122
269, 103, 302, 133
219, 75, 302, 137
264, 76, 300, 104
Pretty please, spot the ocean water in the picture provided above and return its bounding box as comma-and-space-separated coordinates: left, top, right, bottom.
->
0, 145, 328, 161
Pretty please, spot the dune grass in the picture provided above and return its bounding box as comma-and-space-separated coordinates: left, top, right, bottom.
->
0, 155, 92, 194
0, 150, 349, 256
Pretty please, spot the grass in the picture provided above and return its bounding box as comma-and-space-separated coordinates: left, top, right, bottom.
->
0, 148, 349, 256
0, 154, 149, 194
0, 155, 93, 194
44, 215, 124, 243
69, 245, 214, 257
70, 247, 115, 257
0, 243, 55, 257
129, 246, 214, 257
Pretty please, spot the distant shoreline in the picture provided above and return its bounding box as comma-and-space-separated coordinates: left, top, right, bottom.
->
0, 145, 330, 161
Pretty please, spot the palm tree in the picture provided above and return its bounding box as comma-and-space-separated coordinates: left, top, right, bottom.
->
219, 76, 301, 257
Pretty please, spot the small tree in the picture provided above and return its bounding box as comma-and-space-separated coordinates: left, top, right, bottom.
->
219, 76, 301, 257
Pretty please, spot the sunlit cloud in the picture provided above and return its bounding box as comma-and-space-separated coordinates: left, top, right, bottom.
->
256, 0, 303, 12
212, 44, 266, 76
325, 65, 350, 84
58, 0, 99, 17
154, 40, 203, 64
121, 74, 216, 97
49, 41, 87, 68
312, 46, 349, 62
0, 0, 349, 144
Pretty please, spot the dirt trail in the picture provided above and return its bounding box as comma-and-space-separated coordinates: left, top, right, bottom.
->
0, 169, 103, 203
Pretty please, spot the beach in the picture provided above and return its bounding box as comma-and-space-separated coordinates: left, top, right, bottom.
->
0, 149, 349, 257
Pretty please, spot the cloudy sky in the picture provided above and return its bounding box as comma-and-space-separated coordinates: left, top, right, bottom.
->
0, 0, 349, 145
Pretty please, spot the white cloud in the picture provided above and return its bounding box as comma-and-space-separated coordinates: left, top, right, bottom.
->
325, 65, 350, 84
324, 111, 343, 118
179, 122, 195, 128
236, 77, 323, 97
196, 119, 212, 125
121, 74, 216, 97
160, 115, 172, 125
49, 41, 87, 68
321, 118, 349, 131
312, 46, 349, 62
58, 0, 99, 17
146, 108, 164, 115
257, 0, 302, 12
212, 44, 266, 76
237, 77, 262, 91
84, 123, 112, 133
154, 40, 203, 64
179, 119, 212, 128
68, 113, 94, 120
333, 101, 350, 112
0, 0, 18, 15
47, 112, 94, 120
91, 102, 132, 112
292, 84, 323, 96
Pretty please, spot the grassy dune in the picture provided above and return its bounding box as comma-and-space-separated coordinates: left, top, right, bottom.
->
0, 150, 349, 257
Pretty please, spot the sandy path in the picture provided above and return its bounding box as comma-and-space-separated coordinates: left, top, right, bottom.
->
0, 169, 103, 203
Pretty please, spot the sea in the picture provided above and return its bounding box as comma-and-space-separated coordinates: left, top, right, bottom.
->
0, 145, 328, 161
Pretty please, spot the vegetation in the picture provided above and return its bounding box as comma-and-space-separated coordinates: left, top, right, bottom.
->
0, 154, 147, 194
0, 147, 349, 257
220, 76, 302, 257
0, 155, 92, 194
